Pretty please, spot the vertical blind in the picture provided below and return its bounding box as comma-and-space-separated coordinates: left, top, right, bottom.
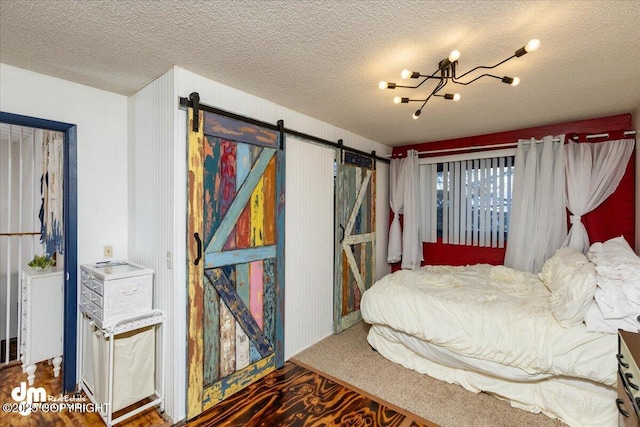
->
420, 154, 514, 247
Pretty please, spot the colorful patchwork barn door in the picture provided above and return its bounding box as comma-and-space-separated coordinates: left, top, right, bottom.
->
186, 107, 285, 419
334, 151, 376, 333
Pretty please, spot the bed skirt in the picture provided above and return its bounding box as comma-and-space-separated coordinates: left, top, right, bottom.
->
367, 325, 616, 427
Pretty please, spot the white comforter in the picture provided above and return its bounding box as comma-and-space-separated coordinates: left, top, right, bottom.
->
360, 264, 617, 386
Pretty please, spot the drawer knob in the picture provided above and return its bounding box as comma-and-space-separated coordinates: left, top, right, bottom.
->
617, 398, 630, 417
617, 353, 630, 368
625, 372, 639, 390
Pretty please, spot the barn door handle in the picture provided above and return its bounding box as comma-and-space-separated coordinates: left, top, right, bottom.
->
194, 232, 202, 265
339, 224, 345, 243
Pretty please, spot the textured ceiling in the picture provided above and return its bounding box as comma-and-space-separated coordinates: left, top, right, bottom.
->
1, 1, 639, 146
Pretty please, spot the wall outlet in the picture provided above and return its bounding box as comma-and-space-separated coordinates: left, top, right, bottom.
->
104, 245, 113, 258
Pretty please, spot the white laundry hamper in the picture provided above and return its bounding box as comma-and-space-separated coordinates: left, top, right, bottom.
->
91, 324, 155, 411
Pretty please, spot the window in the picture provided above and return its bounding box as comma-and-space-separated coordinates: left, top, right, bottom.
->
420, 151, 514, 248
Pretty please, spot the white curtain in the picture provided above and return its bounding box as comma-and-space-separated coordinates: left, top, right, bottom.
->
504, 135, 566, 273
387, 150, 423, 269
387, 156, 405, 263
401, 150, 423, 269
562, 139, 635, 253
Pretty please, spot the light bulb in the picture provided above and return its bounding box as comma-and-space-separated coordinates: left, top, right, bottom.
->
378, 81, 388, 90
412, 110, 421, 119
401, 69, 412, 80
515, 39, 540, 57
393, 96, 402, 104
453, 93, 461, 101
448, 50, 460, 62
525, 39, 540, 53
502, 76, 519, 85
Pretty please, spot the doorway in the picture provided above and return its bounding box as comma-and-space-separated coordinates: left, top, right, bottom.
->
0, 124, 48, 364
0, 112, 77, 393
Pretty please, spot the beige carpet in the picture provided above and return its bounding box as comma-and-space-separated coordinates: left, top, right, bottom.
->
292, 321, 565, 427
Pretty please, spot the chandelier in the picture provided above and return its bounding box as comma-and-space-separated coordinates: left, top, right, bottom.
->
378, 39, 540, 119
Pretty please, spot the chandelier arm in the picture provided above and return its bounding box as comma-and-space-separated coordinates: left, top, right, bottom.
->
394, 83, 424, 89
418, 74, 451, 80
434, 77, 449, 95
452, 73, 502, 86
453, 54, 516, 81
411, 67, 450, 89
420, 78, 447, 109
414, 76, 440, 89
396, 75, 446, 90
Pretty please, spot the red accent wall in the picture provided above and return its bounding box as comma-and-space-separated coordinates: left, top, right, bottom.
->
390, 114, 636, 270
423, 240, 506, 266
581, 153, 635, 247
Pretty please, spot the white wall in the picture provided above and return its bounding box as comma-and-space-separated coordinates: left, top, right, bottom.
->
0, 64, 130, 265
284, 137, 335, 360
127, 69, 179, 419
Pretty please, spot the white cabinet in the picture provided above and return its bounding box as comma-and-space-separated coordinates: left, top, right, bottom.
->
19, 267, 64, 386
80, 261, 153, 329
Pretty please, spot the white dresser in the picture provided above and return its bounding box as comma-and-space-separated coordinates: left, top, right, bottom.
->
20, 267, 64, 386
80, 261, 153, 329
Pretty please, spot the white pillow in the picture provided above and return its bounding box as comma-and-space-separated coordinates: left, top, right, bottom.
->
588, 236, 640, 269
550, 262, 597, 328
539, 247, 588, 292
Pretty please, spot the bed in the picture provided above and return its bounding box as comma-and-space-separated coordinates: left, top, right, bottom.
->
361, 238, 640, 427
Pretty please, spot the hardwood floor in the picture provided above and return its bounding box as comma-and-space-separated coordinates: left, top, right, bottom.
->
0, 360, 170, 427
188, 361, 437, 427
1, 360, 436, 427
